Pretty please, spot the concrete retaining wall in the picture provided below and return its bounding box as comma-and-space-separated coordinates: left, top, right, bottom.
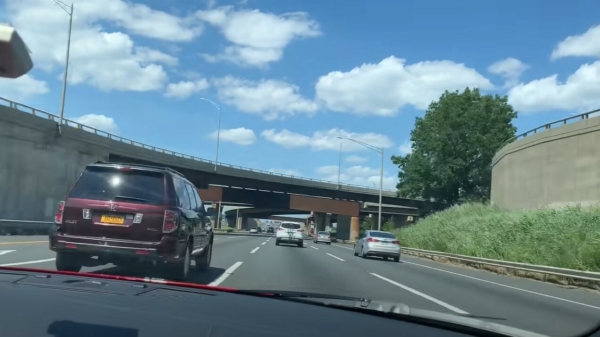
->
491, 116, 600, 210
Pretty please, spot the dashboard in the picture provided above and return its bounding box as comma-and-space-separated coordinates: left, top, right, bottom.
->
0, 268, 588, 337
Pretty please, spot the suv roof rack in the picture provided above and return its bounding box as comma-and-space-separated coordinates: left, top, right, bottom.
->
91, 161, 186, 178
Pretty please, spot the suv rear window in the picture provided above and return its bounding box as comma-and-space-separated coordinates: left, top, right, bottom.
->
281, 223, 301, 229
371, 231, 396, 239
318, 231, 329, 235
68, 166, 165, 205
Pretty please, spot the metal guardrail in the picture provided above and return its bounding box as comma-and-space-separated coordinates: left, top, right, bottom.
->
0, 219, 53, 235
0, 96, 396, 192
497, 107, 600, 151
401, 247, 600, 283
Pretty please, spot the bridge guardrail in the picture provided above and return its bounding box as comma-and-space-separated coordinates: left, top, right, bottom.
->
0, 96, 396, 192
401, 247, 600, 290
496, 107, 600, 152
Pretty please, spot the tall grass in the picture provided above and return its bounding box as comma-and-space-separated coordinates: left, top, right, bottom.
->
392, 203, 600, 271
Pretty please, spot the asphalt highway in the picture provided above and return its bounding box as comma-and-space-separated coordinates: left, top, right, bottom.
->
1, 234, 600, 337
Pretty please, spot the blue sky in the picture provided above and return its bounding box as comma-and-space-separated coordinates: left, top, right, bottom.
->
2, 0, 600, 191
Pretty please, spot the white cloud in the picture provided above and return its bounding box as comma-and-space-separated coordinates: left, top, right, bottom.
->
5, 0, 202, 93
508, 61, 600, 114
209, 127, 256, 146
315, 56, 494, 116
345, 155, 367, 163
71, 114, 118, 133
261, 128, 394, 152
398, 140, 412, 155
196, 6, 321, 67
269, 168, 302, 176
487, 57, 529, 87
164, 79, 210, 99
315, 165, 396, 190
551, 25, 600, 60
213, 76, 318, 120
0, 74, 50, 102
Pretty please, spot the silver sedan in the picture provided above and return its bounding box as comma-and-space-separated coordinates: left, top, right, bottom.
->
353, 230, 400, 262
313, 231, 332, 244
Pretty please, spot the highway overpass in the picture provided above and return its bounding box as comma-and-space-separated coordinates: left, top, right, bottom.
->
0, 97, 436, 232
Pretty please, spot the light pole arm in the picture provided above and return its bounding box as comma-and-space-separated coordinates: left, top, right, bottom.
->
344, 137, 383, 154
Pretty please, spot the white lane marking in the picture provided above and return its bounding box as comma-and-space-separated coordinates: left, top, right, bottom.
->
0, 258, 56, 267
370, 273, 468, 314
227, 237, 236, 239
209, 261, 243, 286
261, 242, 266, 245
402, 260, 600, 310
310, 246, 319, 250
250, 247, 260, 254
333, 244, 354, 250
326, 253, 345, 262
0, 250, 16, 256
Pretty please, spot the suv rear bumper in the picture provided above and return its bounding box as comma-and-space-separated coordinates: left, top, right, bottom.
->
49, 232, 186, 265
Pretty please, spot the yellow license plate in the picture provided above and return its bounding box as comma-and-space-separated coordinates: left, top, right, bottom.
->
100, 215, 125, 225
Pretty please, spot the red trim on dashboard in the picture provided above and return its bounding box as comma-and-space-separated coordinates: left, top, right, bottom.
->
0, 266, 239, 293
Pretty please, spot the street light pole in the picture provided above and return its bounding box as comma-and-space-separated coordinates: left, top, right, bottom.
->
337, 136, 384, 231
378, 148, 384, 231
56, 1, 74, 135
200, 98, 222, 172
337, 142, 342, 187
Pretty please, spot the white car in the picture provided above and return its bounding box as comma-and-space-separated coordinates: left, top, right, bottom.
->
353, 230, 400, 262
249, 228, 257, 233
275, 222, 304, 247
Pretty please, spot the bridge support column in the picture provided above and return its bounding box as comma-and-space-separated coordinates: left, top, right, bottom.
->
236, 217, 243, 230
226, 215, 236, 228
314, 212, 330, 232
370, 214, 379, 230
351, 217, 360, 242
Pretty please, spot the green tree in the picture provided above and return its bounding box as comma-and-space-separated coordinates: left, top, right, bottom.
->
382, 220, 395, 232
391, 88, 517, 205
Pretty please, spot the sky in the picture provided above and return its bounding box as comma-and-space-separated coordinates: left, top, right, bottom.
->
2, 0, 600, 192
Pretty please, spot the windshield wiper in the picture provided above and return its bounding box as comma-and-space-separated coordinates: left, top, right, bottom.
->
113, 196, 150, 203
235, 289, 370, 303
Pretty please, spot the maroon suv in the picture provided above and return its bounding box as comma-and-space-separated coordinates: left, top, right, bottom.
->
49, 162, 213, 280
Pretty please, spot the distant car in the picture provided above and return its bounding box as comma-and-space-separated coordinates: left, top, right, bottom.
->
275, 222, 304, 247
353, 230, 400, 262
256, 227, 263, 233
313, 231, 332, 245
266, 227, 274, 234
250, 228, 257, 233
49, 161, 213, 280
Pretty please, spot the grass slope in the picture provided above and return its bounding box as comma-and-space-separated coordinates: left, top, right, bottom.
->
393, 203, 600, 271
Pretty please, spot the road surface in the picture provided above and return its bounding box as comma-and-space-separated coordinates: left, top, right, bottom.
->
1, 235, 599, 337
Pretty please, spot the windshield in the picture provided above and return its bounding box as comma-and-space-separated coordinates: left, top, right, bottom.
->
1, 1, 599, 337
370, 232, 395, 239
68, 166, 165, 205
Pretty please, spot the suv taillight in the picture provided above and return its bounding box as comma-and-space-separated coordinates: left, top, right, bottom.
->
278, 227, 284, 231
54, 201, 65, 224
162, 210, 179, 233
297, 229, 304, 232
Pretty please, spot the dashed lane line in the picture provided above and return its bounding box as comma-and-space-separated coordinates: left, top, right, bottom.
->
326, 253, 345, 262
208, 262, 243, 286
